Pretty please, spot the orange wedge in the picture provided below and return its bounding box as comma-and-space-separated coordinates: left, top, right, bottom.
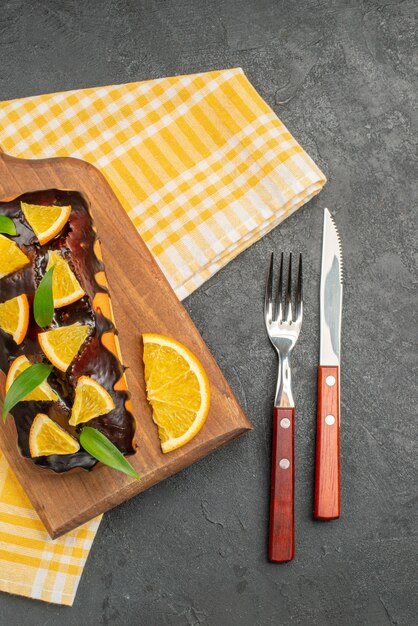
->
46, 250, 85, 308
5, 355, 58, 401
29, 413, 80, 457
69, 376, 115, 426
21, 202, 71, 245
0, 234, 30, 279
142, 333, 210, 453
0, 294, 29, 345
38, 322, 90, 372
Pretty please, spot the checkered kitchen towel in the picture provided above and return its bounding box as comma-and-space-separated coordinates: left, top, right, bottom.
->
0, 68, 325, 604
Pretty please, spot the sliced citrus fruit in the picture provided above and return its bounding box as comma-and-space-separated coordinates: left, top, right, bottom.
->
29, 413, 80, 457
69, 376, 115, 426
142, 333, 210, 453
5, 355, 59, 401
38, 322, 90, 372
0, 294, 29, 345
46, 250, 85, 308
21, 202, 71, 245
0, 234, 30, 279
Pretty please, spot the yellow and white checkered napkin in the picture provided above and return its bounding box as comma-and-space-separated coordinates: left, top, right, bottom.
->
0, 68, 325, 605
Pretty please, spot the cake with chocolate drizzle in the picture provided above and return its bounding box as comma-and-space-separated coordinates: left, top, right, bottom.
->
0, 189, 136, 473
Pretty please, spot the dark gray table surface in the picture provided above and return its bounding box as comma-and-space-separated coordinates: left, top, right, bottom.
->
1, 1, 417, 625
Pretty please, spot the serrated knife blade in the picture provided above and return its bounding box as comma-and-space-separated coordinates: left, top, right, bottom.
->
320, 208, 343, 365
314, 208, 343, 521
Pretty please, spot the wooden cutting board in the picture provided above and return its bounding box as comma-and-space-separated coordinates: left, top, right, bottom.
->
0, 150, 252, 538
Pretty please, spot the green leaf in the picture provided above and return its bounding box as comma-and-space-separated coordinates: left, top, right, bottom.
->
34, 266, 55, 327
0, 215, 17, 236
80, 427, 140, 479
2, 363, 53, 421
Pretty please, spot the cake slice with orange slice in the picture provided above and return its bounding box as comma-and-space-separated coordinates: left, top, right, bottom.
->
21, 202, 71, 245
0, 234, 30, 279
29, 413, 80, 457
0, 294, 29, 345
38, 322, 90, 371
5, 355, 58, 401
46, 250, 85, 307
142, 333, 210, 453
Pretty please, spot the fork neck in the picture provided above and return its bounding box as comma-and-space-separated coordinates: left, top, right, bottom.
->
274, 352, 294, 408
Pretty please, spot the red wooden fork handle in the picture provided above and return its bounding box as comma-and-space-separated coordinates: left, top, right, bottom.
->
314, 365, 340, 520
269, 406, 294, 562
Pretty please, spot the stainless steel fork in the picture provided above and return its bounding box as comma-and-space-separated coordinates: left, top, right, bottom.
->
264, 252, 303, 562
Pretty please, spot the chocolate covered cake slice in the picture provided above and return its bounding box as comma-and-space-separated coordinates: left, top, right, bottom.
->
0, 189, 136, 473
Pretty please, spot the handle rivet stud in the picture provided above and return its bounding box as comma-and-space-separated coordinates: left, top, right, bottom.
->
326, 375, 336, 386
280, 418, 291, 429
325, 414, 335, 425
279, 458, 290, 469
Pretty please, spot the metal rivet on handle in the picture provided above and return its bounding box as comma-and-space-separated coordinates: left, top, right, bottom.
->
279, 458, 290, 469
325, 414, 335, 426
326, 375, 336, 386
280, 418, 290, 429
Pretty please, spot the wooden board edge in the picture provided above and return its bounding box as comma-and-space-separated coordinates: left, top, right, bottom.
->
47, 424, 252, 538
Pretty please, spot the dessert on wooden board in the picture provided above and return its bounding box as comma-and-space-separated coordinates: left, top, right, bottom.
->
0, 150, 250, 538
0, 189, 137, 473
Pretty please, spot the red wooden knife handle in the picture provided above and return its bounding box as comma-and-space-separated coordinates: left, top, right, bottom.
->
269, 406, 294, 562
314, 365, 340, 520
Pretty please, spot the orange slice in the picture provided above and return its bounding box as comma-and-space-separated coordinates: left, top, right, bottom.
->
38, 322, 90, 372
142, 333, 210, 453
69, 376, 115, 426
46, 250, 85, 308
0, 294, 29, 345
21, 202, 71, 245
0, 234, 30, 279
29, 413, 80, 457
6, 355, 58, 401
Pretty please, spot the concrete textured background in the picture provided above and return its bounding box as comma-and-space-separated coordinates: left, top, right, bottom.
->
1, 1, 417, 624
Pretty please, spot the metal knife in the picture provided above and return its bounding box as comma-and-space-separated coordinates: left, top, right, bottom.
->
314, 208, 343, 520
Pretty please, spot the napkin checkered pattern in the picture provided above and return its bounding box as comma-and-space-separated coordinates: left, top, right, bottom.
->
0, 68, 325, 605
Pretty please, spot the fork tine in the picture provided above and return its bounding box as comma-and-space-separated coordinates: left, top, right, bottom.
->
285, 253, 293, 322
275, 252, 284, 321
296, 253, 303, 322
264, 252, 274, 324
